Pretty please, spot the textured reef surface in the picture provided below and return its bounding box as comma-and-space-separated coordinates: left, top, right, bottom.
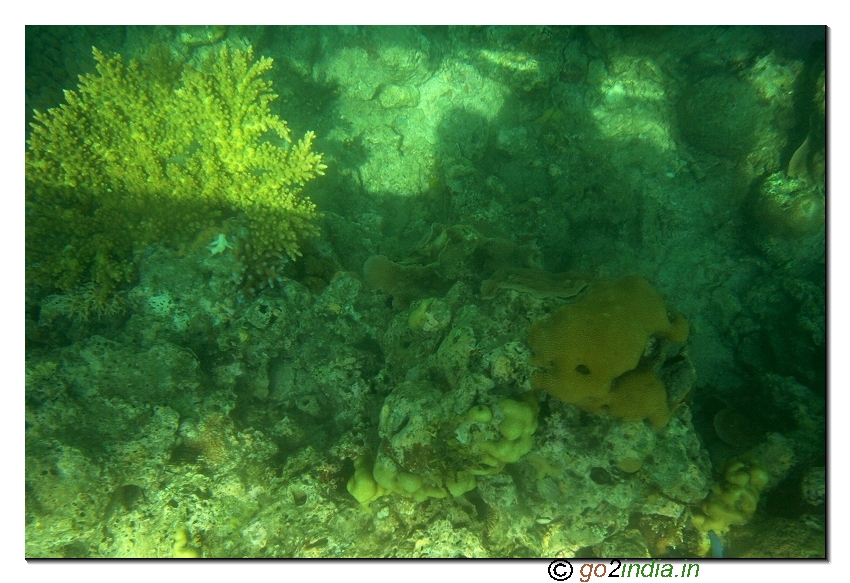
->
25, 25, 824, 558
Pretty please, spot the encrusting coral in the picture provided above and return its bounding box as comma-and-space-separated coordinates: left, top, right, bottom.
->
528, 275, 689, 430
26, 44, 326, 306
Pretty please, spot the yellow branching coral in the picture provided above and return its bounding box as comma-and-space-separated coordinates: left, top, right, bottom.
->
26, 44, 326, 303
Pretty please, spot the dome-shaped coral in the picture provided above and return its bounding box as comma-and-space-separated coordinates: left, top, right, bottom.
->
607, 368, 671, 431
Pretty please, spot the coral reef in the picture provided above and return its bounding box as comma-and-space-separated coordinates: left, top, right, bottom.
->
24, 25, 824, 560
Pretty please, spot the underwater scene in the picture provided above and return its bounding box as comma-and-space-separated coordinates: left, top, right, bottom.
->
24, 25, 825, 558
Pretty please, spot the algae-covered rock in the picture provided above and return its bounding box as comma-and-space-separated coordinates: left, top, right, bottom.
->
677, 73, 764, 158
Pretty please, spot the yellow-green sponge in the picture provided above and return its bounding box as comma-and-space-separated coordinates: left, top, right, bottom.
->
692, 460, 770, 535
347, 455, 385, 506
477, 396, 538, 466
173, 526, 201, 558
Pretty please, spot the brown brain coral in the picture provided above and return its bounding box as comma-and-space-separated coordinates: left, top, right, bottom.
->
528, 275, 689, 429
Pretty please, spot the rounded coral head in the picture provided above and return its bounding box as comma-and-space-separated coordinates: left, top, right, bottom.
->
528, 275, 688, 429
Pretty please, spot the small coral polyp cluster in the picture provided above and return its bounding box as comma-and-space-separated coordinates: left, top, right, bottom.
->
234, 237, 290, 298
528, 275, 690, 430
